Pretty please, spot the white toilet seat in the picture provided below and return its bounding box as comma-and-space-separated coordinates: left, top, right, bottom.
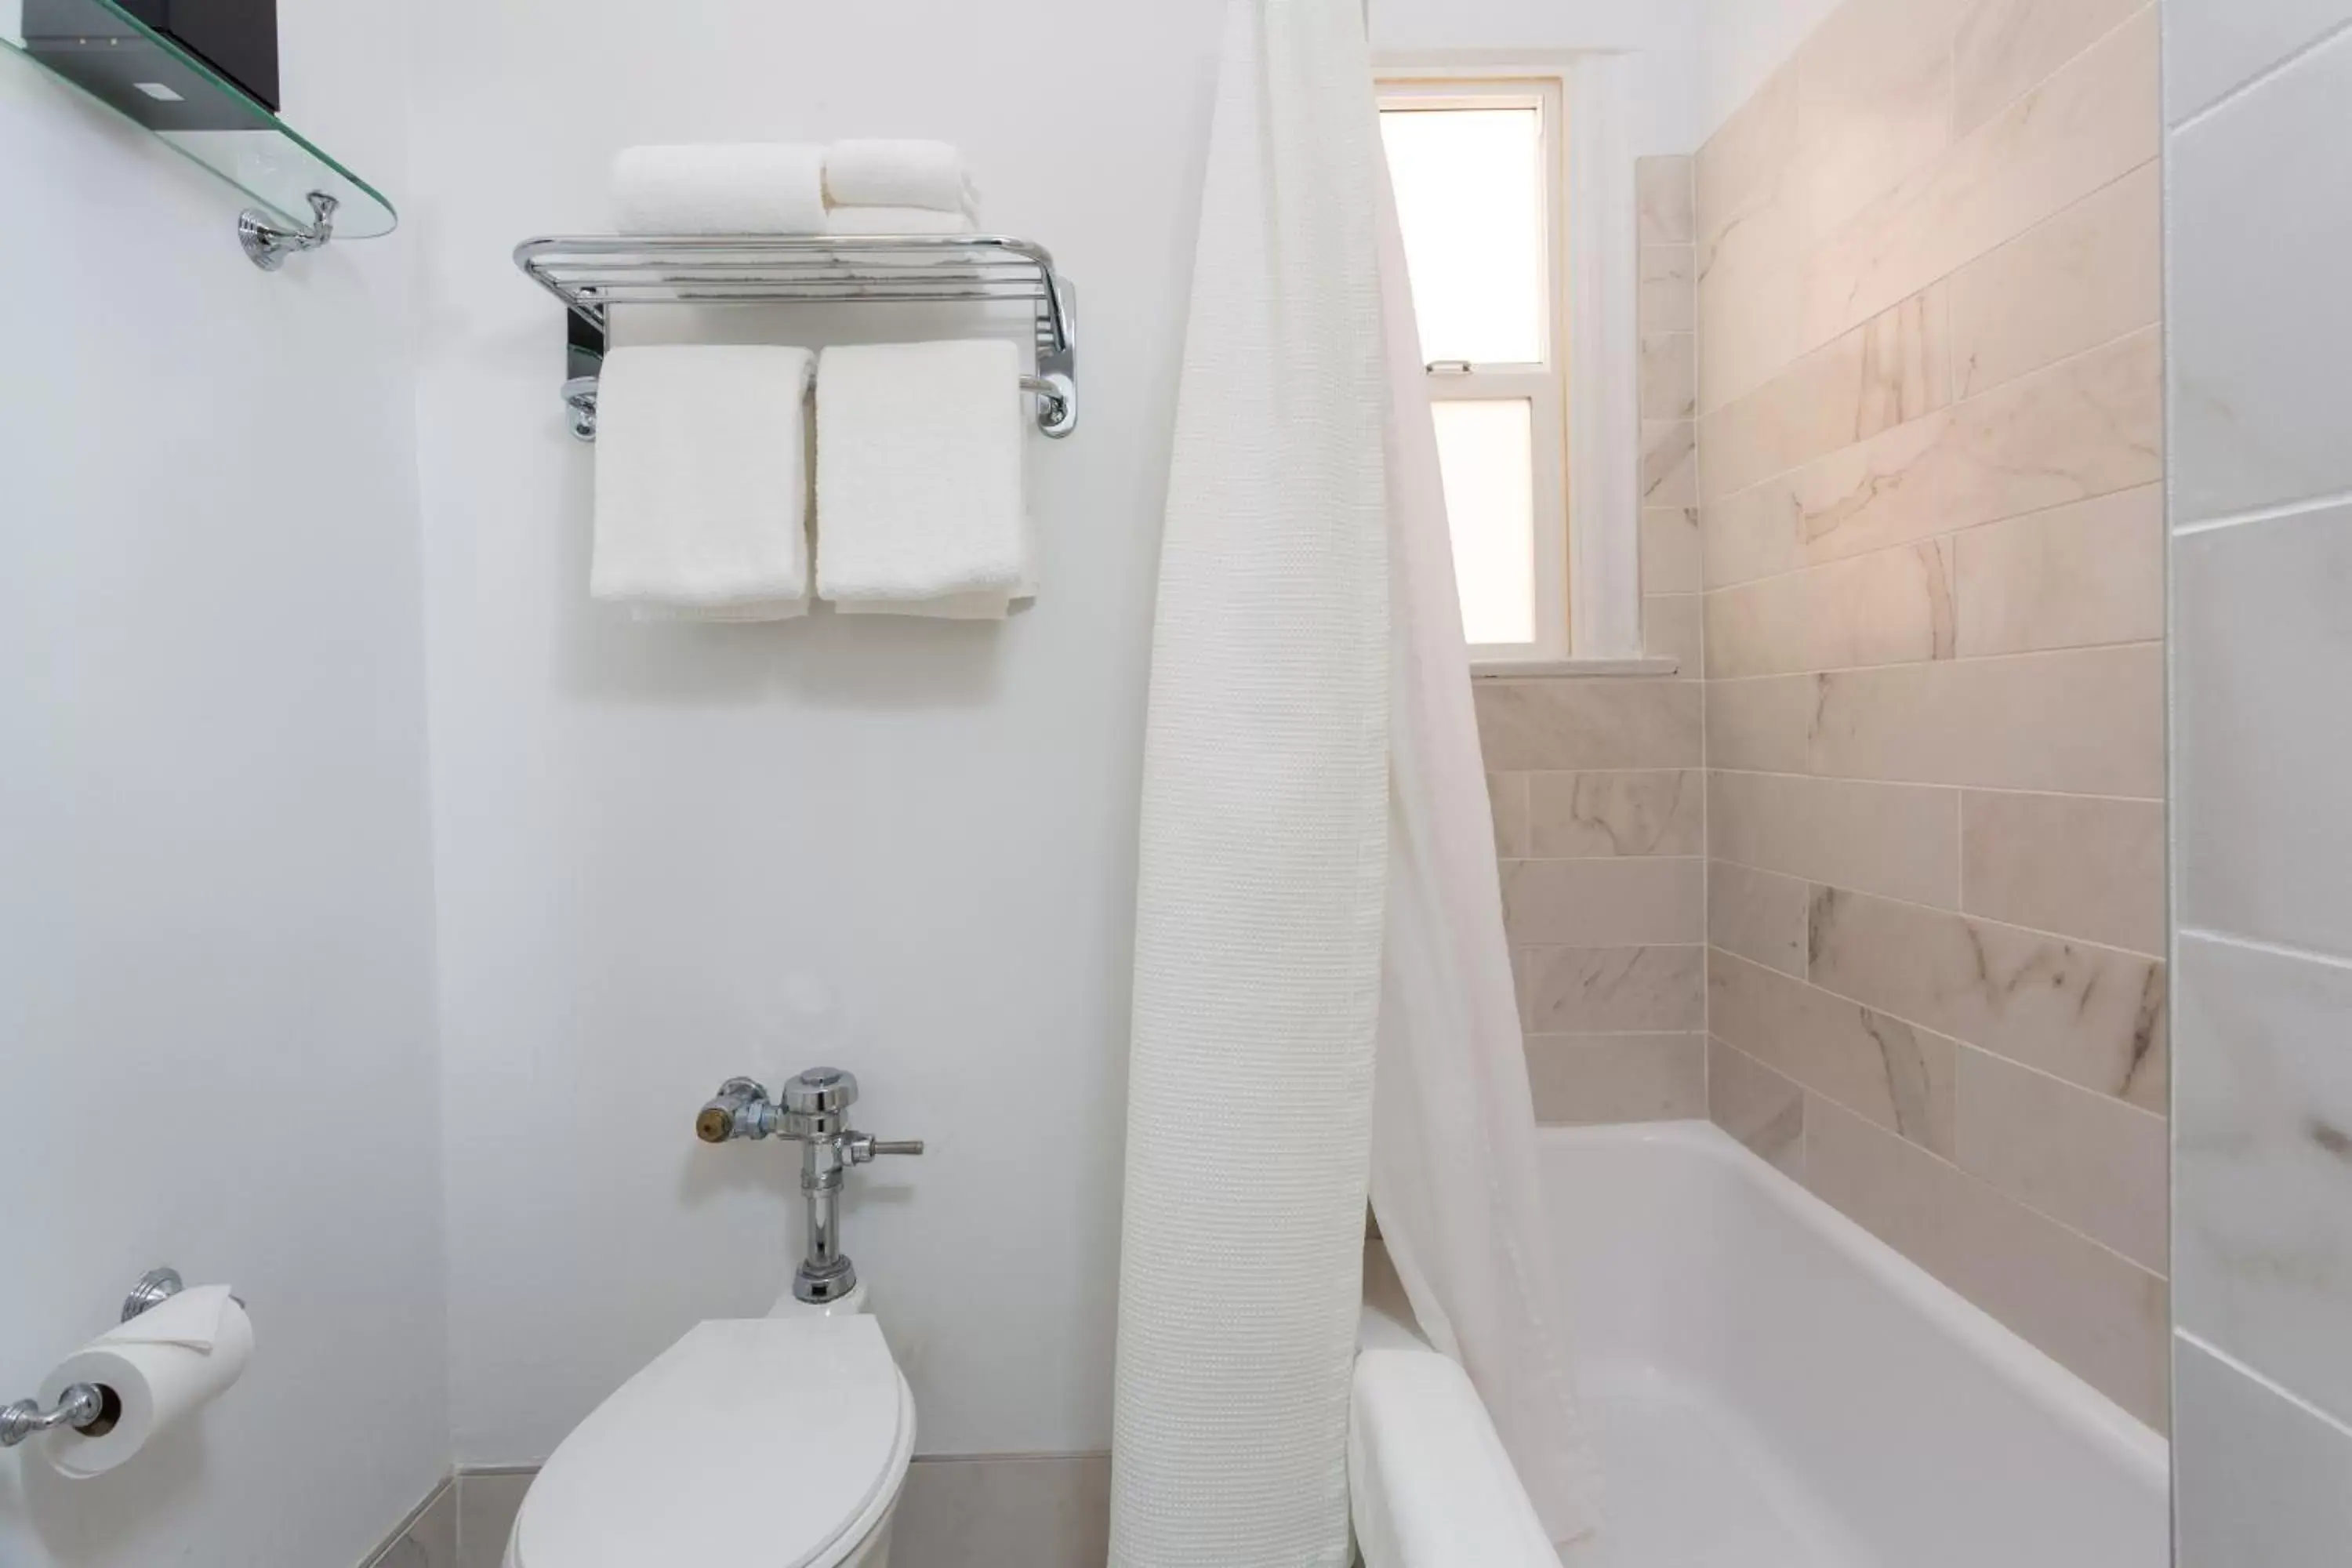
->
509, 1316, 916, 1568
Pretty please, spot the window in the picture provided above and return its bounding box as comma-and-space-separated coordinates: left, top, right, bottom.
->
1379, 75, 1570, 661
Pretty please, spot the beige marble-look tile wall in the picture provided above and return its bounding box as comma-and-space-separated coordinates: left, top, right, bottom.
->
1478, 675, 1706, 1126
1462, 154, 1711, 1131
1693, 0, 2169, 1431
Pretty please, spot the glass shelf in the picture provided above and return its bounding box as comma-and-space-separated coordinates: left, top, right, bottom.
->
0, 0, 394, 241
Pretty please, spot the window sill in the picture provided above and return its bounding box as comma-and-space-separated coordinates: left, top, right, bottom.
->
1470, 655, 1682, 679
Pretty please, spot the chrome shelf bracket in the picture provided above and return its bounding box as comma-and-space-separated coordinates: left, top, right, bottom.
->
514, 233, 1080, 444
240, 191, 340, 272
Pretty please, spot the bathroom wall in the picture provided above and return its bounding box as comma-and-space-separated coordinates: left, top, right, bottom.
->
1479, 152, 1710, 1126
1693, 0, 2169, 1428
0, 2, 449, 1564
2165, 0, 2352, 1554
408, 0, 1717, 1493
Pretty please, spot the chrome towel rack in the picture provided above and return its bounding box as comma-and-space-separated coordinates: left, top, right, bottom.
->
512, 234, 1078, 442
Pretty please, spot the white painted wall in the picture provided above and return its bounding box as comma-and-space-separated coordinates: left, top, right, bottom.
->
0, 2, 446, 1564
1372, 0, 1708, 153
411, 0, 1217, 1464
413, 0, 1710, 1466
1695, 0, 1842, 140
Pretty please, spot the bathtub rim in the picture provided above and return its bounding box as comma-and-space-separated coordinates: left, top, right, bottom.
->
1536, 1119, 2169, 1487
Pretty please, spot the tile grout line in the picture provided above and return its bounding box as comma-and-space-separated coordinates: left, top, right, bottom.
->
2172, 485, 2352, 537
2169, 14, 2352, 137
2176, 1330, 2352, 1442
2179, 926, 2352, 978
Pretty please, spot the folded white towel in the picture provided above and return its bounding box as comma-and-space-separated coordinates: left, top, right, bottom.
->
612, 143, 827, 234
824, 139, 976, 216
593, 345, 816, 619
824, 205, 978, 236
816, 339, 1029, 615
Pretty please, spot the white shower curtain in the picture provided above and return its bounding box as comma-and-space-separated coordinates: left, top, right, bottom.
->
1365, 154, 1605, 1559
1109, 0, 1391, 1563
1112, 0, 1598, 1561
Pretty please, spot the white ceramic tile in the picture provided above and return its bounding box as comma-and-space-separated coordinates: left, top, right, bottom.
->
1641, 593, 1704, 671
2176, 934, 2352, 1432
1640, 333, 1697, 420
1525, 1033, 1707, 1124
1711, 948, 1958, 1156
1526, 770, 1703, 858
2165, 0, 2352, 125
1708, 858, 1809, 976
1952, 485, 2164, 658
1487, 771, 1529, 858
1697, 64, 1806, 412
1699, 285, 1952, 503
1810, 644, 2165, 797
2176, 503, 2352, 956
1704, 537, 1956, 679
1808, 886, 2166, 1110
1709, 1037, 1807, 1176
1703, 675, 1814, 774
1798, 7, 2158, 348
1789, 0, 1968, 241
1640, 506, 1704, 596
1636, 155, 1695, 245
1960, 789, 2166, 955
1502, 858, 1705, 947
1767, 328, 2163, 575
1804, 1096, 2169, 1428
1519, 946, 1707, 1033
2175, 1336, 2352, 1567
1641, 419, 1697, 507
1955, 0, 2151, 135
1709, 770, 1960, 907
1639, 245, 1697, 334
1475, 678, 1704, 771
890, 1454, 1112, 1568
2171, 27, 2352, 522
1954, 1044, 2169, 1271
1947, 161, 2160, 398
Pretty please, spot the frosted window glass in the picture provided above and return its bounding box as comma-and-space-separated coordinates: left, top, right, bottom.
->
1380, 107, 1546, 365
1431, 400, 1536, 644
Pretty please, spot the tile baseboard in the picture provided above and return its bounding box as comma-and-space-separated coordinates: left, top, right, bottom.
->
375, 1454, 1112, 1568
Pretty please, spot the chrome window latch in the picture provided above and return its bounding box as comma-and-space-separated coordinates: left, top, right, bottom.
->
696, 1069, 923, 1305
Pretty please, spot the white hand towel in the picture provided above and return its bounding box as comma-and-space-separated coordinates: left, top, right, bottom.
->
815, 339, 1029, 615
593, 345, 815, 619
824, 139, 976, 216
612, 144, 827, 234
824, 206, 979, 236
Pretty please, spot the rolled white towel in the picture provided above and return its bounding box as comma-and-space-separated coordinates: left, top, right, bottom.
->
823, 205, 978, 236
824, 139, 976, 216
612, 143, 826, 235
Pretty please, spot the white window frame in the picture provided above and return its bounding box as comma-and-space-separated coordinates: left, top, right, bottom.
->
1377, 56, 1646, 670
1377, 77, 1570, 662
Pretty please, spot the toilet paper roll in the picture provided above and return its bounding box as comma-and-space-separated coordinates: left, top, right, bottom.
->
37, 1285, 253, 1479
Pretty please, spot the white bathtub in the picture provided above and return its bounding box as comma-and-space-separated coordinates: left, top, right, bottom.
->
1354, 1120, 2168, 1568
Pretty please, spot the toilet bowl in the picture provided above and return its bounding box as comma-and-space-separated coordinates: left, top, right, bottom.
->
503, 1315, 916, 1568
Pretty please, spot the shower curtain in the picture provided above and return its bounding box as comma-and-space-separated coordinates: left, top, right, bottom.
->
1111, 0, 1598, 1561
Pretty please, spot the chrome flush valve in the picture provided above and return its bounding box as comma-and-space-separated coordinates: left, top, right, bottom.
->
692, 1068, 923, 1304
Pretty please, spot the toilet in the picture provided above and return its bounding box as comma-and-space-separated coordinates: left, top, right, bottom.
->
503, 1313, 916, 1568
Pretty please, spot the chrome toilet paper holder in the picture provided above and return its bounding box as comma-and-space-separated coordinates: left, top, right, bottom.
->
0, 1268, 185, 1448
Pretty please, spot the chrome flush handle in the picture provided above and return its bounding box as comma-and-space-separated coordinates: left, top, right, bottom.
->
694, 1069, 922, 1304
